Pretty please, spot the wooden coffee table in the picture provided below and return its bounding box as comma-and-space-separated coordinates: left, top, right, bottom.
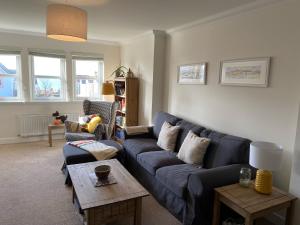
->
67, 159, 149, 225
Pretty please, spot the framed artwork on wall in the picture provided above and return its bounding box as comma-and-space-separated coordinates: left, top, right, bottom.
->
177, 63, 207, 85
220, 57, 270, 87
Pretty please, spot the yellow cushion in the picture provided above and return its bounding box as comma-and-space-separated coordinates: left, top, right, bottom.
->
87, 116, 102, 133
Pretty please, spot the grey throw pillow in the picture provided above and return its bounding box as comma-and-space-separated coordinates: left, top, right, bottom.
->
157, 122, 180, 151
177, 130, 210, 165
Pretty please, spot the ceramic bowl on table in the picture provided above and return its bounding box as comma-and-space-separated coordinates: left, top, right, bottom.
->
94, 165, 111, 180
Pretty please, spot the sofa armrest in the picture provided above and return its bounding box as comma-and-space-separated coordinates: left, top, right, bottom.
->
188, 164, 253, 196
124, 126, 154, 139
184, 164, 256, 225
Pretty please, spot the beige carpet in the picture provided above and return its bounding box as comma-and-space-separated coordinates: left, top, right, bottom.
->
0, 140, 181, 225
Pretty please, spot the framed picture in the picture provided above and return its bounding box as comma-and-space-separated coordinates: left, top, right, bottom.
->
220, 57, 270, 87
178, 63, 207, 85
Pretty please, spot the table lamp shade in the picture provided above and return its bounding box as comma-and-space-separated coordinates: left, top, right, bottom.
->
250, 141, 283, 194
101, 82, 115, 95
250, 141, 283, 171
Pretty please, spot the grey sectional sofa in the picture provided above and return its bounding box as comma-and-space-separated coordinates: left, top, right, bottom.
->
123, 111, 253, 225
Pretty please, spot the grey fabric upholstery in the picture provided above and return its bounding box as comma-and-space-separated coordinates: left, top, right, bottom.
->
65, 100, 117, 141
122, 111, 252, 225
123, 138, 162, 159
201, 130, 251, 169
152, 111, 181, 138
65, 132, 96, 142
156, 164, 203, 198
137, 151, 184, 175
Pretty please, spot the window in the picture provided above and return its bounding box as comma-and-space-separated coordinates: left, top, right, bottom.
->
0, 52, 22, 101
73, 57, 103, 100
30, 53, 66, 101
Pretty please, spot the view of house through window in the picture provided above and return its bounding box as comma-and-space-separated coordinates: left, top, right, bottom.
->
0, 53, 21, 100
31, 54, 66, 100
73, 58, 103, 99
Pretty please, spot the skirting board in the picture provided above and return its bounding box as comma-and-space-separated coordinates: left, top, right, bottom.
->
0, 134, 65, 145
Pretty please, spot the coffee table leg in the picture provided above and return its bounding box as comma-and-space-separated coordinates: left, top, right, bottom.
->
134, 198, 142, 225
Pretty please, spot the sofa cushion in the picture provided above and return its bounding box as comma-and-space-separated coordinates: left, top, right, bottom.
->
157, 122, 180, 151
153, 112, 181, 138
137, 151, 184, 175
123, 138, 163, 159
202, 130, 251, 168
156, 164, 203, 198
177, 130, 211, 165
175, 120, 206, 152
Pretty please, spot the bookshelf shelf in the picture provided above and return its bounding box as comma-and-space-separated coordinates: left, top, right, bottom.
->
114, 77, 139, 140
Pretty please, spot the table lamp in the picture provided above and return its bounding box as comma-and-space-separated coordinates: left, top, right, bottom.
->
250, 141, 283, 194
101, 81, 115, 95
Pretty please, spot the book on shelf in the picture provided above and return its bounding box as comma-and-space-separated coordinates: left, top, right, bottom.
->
115, 128, 125, 139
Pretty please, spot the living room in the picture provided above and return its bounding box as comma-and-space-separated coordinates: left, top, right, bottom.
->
0, 0, 299, 225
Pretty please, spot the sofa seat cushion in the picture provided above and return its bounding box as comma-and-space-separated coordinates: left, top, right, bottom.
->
123, 138, 162, 159
156, 164, 203, 198
137, 151, 184, 175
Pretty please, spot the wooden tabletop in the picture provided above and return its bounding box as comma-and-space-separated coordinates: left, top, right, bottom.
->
67, 159, 149, 210
48, 124, 65, 128
215, 183, 296, 215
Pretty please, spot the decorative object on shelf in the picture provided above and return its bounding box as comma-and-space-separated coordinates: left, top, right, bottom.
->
52, 111, 68, 124
250, 141, 283, 194
111, 66, 129, 78
239, 167, 251, 187
110, 66, 134, 78
178, 63, 207, 84
101, 81, 115, 95
47, 4, 87, 42
220, 57, 270, 87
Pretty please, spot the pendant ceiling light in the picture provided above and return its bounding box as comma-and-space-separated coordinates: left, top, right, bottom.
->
47, 4, 87, 42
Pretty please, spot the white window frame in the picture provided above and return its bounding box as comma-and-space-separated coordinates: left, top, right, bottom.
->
0, 51, 23, 102
29, 52, 67, 102
72, 56, 104, 101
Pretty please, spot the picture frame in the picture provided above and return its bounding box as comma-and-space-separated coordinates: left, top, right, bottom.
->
220, 57, 270, 87
177, 63, 207, 85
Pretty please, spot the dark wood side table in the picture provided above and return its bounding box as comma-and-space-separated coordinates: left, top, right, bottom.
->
212, 183, 296, 225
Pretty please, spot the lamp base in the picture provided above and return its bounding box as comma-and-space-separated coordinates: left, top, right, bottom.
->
254, 169, 273, 194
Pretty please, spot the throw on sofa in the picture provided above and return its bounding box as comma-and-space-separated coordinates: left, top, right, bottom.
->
122, 112, 253, 225
65, 100, 117, 141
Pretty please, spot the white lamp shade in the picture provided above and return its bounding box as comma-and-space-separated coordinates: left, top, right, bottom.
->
47, 4, 87, 42
250, 141, 283, 171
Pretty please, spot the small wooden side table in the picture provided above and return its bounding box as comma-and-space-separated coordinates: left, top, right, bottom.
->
212, 183, 296, 225
48, 124, 65, 147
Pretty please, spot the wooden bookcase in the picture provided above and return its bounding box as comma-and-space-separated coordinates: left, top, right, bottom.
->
114, 77, 139, 140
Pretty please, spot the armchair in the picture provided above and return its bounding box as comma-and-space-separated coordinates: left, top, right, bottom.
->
65, 100, 117, 141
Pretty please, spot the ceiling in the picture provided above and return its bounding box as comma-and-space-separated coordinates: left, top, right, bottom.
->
0, 0, 273, 43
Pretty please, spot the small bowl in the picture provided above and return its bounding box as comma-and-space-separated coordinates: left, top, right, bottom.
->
95, 165, 111, 180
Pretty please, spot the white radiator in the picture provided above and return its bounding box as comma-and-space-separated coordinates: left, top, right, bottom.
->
18, 113, 80, 137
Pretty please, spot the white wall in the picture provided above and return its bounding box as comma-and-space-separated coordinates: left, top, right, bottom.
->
0, 32, 120, 142
289, 104, 300, 224
121, 33, 155, 125
121, 31, 166, 125
164, 0, 300, 191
